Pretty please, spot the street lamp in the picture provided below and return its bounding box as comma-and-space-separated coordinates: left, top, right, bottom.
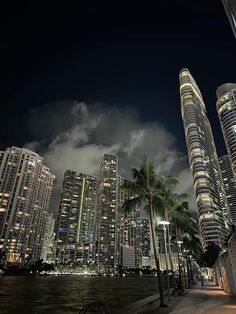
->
176, 240, 184, 290
159, 220, 170, 300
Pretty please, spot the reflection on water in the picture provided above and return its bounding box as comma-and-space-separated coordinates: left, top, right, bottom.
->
0, 276, 159, 313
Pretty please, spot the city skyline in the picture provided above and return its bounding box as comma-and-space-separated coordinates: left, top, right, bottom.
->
1, 2, 236, 216
54, 154, 151, 271
0, 0, 236, 218
1, 2, 236, 312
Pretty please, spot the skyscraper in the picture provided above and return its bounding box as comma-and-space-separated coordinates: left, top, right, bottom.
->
0, 147, 55, 263
216, 83, 236, 180
179, 69, 231, 249
119, 205, 142, 268
96, 154, 118, 273
56, 171, 97, 263
219, 155, 236, 226
222, 0, 236, 38
40, 213, 55, 262
140, 218, 151, 267
116, 175, 142, 268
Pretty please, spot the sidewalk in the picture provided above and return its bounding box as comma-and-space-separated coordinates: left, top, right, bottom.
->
143, 282, 236, 314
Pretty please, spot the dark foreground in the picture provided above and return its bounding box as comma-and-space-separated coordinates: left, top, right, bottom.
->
0, 275, 163, 313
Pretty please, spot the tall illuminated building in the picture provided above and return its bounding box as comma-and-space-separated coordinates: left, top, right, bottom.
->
56, 171, 97, 263
216, 83, 236, 180
96, 154, 118, 273
140, 218, 150, 267
116, 176, 142, 268
222, 0, 236, 38
179, 69, 231, 249
119, 203, 142, 267
0, 147, 55, 262
41, 213, 55, 262
219, 155, 236, 226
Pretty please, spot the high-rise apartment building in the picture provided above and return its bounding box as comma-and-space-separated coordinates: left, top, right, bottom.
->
119, 208, 142, 268
0, 147, 55, 263
116, 175, 125, 266
40, 213, 55, 262
140, 218, 151, 266
96, 154, 118, 273
56, 171, 97, 263
219, 155, 236, 226
216, 83, 236, 180
222, 0, 236, 38
116, 175, 142, 268
179, 69, 231, 249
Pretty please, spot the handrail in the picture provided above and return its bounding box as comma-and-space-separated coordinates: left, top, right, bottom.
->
79, 301, 112, 313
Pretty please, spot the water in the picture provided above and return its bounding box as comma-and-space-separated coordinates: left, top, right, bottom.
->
0, 275, 161, 313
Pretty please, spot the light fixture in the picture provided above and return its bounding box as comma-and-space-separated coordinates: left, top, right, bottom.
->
159, 220, 170, 225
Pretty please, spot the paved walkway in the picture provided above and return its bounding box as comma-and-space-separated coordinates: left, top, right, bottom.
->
143, 282, 236, 314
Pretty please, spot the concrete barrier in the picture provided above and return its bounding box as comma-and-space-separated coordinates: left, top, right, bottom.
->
214, 233, 236, 296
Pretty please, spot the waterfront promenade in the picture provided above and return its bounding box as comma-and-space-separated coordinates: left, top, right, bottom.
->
144, 282, 236, 314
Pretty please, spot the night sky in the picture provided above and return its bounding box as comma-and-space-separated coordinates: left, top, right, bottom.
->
1, 1, 236, 212
1, 1, 235, 153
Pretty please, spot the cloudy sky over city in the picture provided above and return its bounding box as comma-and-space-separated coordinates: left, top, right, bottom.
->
1, 1, 236, 213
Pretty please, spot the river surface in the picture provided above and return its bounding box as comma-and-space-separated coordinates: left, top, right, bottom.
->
0, 275, 161, 313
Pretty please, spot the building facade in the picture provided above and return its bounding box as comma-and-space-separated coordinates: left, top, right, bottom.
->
0, 147, 55, 263
96, 154, 118, 273
140, 218, 151, 267
119, 208, 142, 268
179, 69, 231, 249
40, 213, 55, 262
219, 155, 236, 226
56, 171, 97, 264
222, 0, 236, 38
216, 83, 236, 180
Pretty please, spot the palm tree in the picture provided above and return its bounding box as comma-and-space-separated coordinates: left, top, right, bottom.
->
167, 200, 202, 288
156, 177, 185, 271
180, 219, 202, 261
156, 187, 201, 288
123, 158, 167, 307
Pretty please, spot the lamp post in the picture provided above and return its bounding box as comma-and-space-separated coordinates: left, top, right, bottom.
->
176, 240, 183, 290
183, 249, 191, 288
159, 220, 170, 300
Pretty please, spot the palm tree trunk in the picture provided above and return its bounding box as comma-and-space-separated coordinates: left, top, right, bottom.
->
175, 220, 183, 290
149, 199, 167, 307
166, 225, 174, 272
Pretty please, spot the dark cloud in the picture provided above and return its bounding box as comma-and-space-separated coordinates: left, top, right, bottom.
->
25, 101, 197, 215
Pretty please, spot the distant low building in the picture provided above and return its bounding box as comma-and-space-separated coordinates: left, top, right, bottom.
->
120, 245, 135, 268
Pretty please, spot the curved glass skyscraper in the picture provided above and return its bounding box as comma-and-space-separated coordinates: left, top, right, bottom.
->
222, 0, 236, 39
219, 155, 236, 226
180, 69, 231, 249
216, 83, 236, 180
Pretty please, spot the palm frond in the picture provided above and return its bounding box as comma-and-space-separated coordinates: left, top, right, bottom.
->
122, 195, 144, 212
